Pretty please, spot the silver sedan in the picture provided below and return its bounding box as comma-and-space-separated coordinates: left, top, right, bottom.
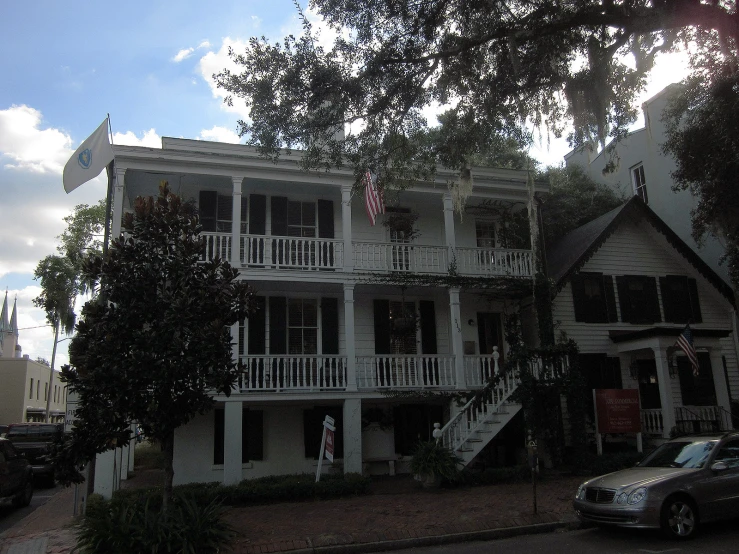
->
573, 431, 739, 538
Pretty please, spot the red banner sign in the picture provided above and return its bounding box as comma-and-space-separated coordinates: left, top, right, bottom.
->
595, 389, 642, 434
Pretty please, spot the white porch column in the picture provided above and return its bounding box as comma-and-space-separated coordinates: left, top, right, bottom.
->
442, 193, 456, 268
111, 167, 126, 239
231, 175, 244, 267
709, 349, 732, 423
223, 401, 243, 485
344, 284, 357, 391
449, 288, 466, 389
342, 185, 354, 271
343, 398, 362, 474
653, 347, 676, 438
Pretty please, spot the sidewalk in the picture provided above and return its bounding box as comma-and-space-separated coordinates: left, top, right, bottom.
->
0, 471, 583, 554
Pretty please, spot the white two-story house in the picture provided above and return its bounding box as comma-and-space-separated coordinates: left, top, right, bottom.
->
109, 138, 550, 485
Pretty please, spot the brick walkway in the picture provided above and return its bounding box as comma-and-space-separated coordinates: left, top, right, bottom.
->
0, 472, 583, 554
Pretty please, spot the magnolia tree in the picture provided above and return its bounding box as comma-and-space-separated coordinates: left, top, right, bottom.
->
59, 183, 254, 510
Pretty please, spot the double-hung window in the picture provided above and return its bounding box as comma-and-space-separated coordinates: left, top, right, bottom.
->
631, 164, 648, 204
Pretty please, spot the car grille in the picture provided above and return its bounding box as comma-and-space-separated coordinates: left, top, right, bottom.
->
585, 487, 616, 503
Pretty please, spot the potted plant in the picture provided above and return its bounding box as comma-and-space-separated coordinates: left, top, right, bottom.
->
410, 440, 461, 488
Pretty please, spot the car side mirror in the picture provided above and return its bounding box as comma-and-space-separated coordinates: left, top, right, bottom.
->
711, 461, 729, 472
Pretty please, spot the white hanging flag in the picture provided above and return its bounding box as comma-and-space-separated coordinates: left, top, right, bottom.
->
63, 117, 114, 193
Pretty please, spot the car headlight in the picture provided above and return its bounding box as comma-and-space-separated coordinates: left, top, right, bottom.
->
575, 484, 585, 500
627, 487, 647, 504
616, 493, 628, 504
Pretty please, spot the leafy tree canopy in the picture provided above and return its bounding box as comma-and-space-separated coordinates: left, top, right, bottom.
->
58, 183, 254, 509
540, 164, 626, 249
216, 0, 737, 193
662, 69, 739, 289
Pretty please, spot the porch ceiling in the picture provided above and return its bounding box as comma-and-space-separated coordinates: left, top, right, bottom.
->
609, 327, 732, 343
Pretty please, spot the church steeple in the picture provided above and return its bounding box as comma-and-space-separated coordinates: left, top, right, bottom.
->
10, 296, 19, 337
0, 289, 8, 355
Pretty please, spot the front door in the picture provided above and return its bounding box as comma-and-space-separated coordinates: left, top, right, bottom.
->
637, 359, 662, 410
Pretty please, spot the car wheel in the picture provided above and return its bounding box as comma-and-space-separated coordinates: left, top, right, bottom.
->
660, 496, 699, 539
12, 479, 33, 508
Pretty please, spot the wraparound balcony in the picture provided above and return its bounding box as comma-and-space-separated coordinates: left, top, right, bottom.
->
203, 232, 533, 277
235, 354, 511, 393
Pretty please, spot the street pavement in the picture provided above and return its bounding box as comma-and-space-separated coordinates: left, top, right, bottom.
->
0, 470, 584, 554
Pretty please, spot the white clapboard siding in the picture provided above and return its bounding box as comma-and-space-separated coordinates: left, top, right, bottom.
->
553, 217, 738, 404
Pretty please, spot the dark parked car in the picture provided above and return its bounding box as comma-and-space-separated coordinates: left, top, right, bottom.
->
0, 437, 33, 508
0, 424, 8, 438
5, 423, 62, 487
574, 431, 739, 538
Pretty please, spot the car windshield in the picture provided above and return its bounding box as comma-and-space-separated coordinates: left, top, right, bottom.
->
638, 440, 717, 469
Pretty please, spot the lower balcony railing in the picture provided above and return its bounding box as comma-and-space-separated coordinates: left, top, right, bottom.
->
356, 355, 456, 389
238, 356, 347, 392
463, 355, 500, 387
455, 247, 533, 277
353, 242, 447, 273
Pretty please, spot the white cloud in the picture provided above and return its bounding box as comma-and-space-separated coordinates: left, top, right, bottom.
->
197, 38, 252, 119
198, 125, 241, 143
113, 129, 162, 148
0, 105, 73, 174
251, 15, 262, 29
197, 40, 211, 49
173, 47, 195, 63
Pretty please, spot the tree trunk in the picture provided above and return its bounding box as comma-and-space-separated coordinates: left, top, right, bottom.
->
162, 431, 175, 514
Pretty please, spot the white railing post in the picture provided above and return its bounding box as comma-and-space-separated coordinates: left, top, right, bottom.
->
492, 346, 500, 374
443, 193, 456, 269
342, 185, 354, 272
449, 288, 465, 389
344, 284, 357, 391
231, 176, 244, 266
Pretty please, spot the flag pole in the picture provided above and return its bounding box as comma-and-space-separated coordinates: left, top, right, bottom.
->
103, 114, 114, 256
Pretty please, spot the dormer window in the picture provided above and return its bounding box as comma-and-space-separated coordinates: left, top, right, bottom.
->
631, 164, 648, 204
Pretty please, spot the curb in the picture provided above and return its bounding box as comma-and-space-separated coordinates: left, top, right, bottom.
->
244, 519, 583, 554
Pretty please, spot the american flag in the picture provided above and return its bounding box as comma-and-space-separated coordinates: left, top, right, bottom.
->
363, 169, 384, 226
675, 324, 700, 376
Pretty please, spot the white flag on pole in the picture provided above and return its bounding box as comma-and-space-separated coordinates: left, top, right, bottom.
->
63, 117, 114, 194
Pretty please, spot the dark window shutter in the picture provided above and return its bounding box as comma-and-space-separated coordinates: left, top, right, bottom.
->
269, 297, 287, 354
240, 196, 248, 232
607, 357, 622, 389
243, 410, 263, 462
604, 276, 618, 322
271, 196, 288, 236
218, 194, 233, 223
645, 277, 661, 323
317, 200, 334, 239
677, 352, 716, 406
321, 298, 339, 355
213, 408, 225, 465
419, 301, 437, 354
570, 274, 587, 322
249, 194, 266, 235
199, 191, 217, 232
659, 277, 675, 322
616, 276, 632, 323
688, 278, 703, 323
373, 300, 391, 354
248, 297, 266, 354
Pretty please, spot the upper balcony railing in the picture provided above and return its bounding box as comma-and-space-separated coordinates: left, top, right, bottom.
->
201, 232, 533, 277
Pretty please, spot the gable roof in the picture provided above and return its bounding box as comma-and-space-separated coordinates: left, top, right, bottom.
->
546, 196, 735, 305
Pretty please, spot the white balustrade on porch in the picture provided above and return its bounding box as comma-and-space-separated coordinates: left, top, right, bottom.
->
356, 355, 455, 388
463, 349, 501, 387
455, 247, 533, 277
201, 233, 232, 262
353, 242, 447, 273
641, 409, 664, 435
242, 235, 343, 270
238, 356, 347, 391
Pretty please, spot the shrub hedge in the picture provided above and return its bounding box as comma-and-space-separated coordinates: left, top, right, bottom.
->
112, 472, 371, 509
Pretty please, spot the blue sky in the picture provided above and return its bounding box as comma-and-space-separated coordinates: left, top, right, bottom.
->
0, 1, 688, 366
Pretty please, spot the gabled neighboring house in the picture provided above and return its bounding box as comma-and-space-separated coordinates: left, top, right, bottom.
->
0, 292, 67, 424
548, 197, 737, 440
102, 137, 554, 487
564, 85, 730, 287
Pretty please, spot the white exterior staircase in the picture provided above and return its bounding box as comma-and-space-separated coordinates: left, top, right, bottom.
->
440, 356, 567, 466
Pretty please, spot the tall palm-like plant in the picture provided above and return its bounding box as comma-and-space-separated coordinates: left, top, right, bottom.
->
33, 255, 79, 422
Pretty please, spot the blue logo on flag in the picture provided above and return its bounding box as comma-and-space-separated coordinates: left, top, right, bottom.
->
78, 148, 92, 169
